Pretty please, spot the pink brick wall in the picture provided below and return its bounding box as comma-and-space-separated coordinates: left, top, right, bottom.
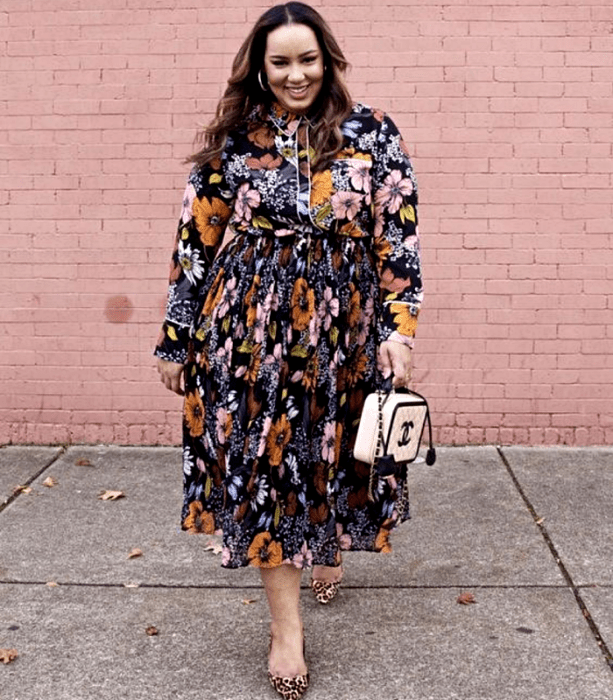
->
1, 0, 612, 446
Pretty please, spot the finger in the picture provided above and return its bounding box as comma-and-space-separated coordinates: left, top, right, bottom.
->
377, 346, 393, 379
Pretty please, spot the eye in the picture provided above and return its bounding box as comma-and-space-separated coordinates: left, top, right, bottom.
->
271, 60, 287, 67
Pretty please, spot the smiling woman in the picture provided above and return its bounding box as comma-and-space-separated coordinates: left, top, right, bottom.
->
263, 24, 325, 114
154, 3, 423, 698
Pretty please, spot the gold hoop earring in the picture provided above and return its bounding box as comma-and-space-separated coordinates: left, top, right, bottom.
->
258, 69, 268, 92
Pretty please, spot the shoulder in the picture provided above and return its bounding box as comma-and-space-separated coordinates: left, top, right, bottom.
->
341, 103, 401, 141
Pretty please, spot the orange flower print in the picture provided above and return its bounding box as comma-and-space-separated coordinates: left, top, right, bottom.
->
266, 414, 292, 466
247, 531, 283, 568
290, 278, 315, 331
184, 391, 205, 437
389, 303, 419, 337
310, 170, 333, 208
373, 235, 393, 263
184, 501, 215, 534
247, 123, 276, 149
301, 354, 319, 391
346, 348, 368, 387
202, 268, 225, 316
193, 196, 231, 247
347, 285, 361, 328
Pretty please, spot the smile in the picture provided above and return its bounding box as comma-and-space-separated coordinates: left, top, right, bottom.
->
286, 85, 310, 97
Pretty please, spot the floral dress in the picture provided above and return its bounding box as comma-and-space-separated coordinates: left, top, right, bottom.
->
154, 102, 423, 569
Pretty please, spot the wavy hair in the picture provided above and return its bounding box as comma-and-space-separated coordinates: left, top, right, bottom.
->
186, 2, 353, 172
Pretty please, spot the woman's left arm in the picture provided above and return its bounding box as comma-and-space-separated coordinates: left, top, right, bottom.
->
371, 113, 423, 386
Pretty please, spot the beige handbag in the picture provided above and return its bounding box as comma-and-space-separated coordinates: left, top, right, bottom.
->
354, 388, 436, 483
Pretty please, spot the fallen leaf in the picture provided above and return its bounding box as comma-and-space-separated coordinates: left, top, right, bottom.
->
98, 490, 125, 501
457, 592, 476, 605
0, 648, 18, 664
124, 583, 140, 588
204, 543, 223, 555
536, 517, 545, 525
145, 626, 159, 636
42, 477, 58, 488
242, 598, 258, 605
127, 548, 143, 559
75, 458, 93, 466
13, 485, 32, 495
46, 581, 59, 588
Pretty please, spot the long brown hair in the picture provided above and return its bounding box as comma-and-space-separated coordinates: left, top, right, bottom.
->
186, 2, 353, 172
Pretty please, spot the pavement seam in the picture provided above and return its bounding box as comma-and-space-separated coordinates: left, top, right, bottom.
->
0, 581, 609, 590
497, 446, 613, 673
0, 446, 66, 514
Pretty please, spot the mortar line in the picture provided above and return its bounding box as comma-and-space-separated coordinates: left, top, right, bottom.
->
0, 580, 607, 591
0, 446, 66, 515
497, 446, 613, 673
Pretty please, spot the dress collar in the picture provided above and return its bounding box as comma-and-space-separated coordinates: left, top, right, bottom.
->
266, 101, 315, 136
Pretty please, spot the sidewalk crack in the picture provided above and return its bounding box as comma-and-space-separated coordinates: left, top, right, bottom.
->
0, 446, 66, 515
497, 446, 613, 673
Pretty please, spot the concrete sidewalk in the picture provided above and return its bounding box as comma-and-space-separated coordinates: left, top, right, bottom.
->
1, 445, 612, 700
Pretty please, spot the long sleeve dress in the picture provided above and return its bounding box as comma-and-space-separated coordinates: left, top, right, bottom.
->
154, 102, 423, 569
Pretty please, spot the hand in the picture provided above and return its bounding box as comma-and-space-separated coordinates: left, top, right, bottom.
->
156, 358, 185, 396
377, 340, 412, 389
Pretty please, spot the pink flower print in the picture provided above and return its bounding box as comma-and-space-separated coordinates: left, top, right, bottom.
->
356, 296, 375, 345
196, 458, 206, 473
181, 182, 197, 224
221, 547, 231, 566
308, 313, 320, 347
216, 407, 228, 445
216, 337, 233, 370
258, 416, 273, 457
264, 343, 282, 366
248, 304, 264, 344
216, 276, 237, 318
375, 169, 413, 215
347, 159, 372, 195
319, 287, 339, 332
331, 191, 362, 221
292, 541, 313, 569
321, 422, 336, 464
235, 183, 261, 225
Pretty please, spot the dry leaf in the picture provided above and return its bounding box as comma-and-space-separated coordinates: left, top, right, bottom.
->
75, 458, 93, 466
42, 477, 57, 488
457, 592, 477, 605
124, 583, 140, 588
204, 543, 223, 555
13, 485, 32, 495
127, 548, 143, 559
0, 649, 18, 664
145, 626, 159, 636
536, 517, 545, 525
46, 581, 59, 588
242, 598, 257, 605
98, 490, 125, 501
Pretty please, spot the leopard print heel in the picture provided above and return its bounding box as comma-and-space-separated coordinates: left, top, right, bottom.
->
310, 578, 341, 605
268, 671, 310, 699
268, 637, 309, 699
310, 565, 343, 604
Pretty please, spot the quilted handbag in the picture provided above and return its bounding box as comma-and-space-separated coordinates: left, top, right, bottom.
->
353, 388, 436, 478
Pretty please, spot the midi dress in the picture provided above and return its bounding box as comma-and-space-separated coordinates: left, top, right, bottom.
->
154, 102, 423, 569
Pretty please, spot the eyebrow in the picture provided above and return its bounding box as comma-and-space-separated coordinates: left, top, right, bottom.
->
267, 50, 319, 59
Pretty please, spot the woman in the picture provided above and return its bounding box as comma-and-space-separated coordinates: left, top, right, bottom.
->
155, 3, 422, 698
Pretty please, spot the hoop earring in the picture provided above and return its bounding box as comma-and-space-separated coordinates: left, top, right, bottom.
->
258, 69, 269, 92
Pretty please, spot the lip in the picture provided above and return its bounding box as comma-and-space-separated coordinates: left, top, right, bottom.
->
285, 85, 310, 97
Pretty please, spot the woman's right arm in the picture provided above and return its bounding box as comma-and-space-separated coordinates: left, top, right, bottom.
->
154, 156, 235, 390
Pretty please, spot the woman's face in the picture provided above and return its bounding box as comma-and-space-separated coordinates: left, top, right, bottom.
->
263, 23, 325, 114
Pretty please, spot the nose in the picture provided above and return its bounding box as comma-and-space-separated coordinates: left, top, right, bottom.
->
287, 63, 305, 83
